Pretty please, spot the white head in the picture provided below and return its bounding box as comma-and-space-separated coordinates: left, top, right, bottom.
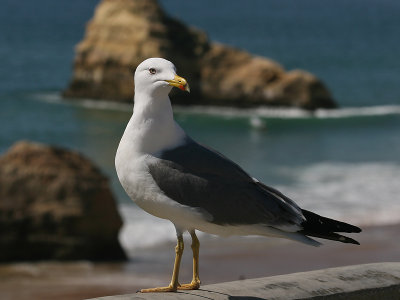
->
134, 58, 190, 98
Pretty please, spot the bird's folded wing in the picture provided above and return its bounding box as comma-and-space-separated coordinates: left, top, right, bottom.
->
148, 138, 304, 228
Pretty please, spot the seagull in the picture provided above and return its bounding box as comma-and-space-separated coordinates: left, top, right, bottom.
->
115, 57, 361, 293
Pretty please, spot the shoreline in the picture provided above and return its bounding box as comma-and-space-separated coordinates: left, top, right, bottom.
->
1, 222, 399, 300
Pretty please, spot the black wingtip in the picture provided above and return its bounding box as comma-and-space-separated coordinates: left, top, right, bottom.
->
300, 230, 361, 245
299, 209, 361, 245
301, 209, 362, 233
339, 235, 360, 245
341, 222, 362, 233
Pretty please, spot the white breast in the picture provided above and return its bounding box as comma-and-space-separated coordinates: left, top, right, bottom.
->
115, 114, 208, 230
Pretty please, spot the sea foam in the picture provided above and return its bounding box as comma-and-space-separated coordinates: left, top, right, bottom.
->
35, 92, 400, 120
118, 204, 177, 254
174, 104, 400, 120
278, 162, 400, 226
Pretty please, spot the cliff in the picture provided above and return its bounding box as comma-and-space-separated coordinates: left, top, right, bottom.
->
64, 0, 336, 110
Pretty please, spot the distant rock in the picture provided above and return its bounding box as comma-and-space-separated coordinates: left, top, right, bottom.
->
0, 141, 126, 261
64, 0, 336, 110
63, 0, 208, 103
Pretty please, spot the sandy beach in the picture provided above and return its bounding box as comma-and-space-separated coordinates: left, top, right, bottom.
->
1, 223, 399, 300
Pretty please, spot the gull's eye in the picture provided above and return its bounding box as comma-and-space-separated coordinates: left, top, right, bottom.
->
149, 68, 157, 75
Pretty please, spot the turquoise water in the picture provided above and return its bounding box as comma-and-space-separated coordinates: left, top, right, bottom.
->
1, 0, 400, 252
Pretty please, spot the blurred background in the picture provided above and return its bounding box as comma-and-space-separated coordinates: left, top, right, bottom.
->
1, 0, 400, 299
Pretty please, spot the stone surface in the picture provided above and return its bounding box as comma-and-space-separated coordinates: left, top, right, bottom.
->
89, 262, 400, 300
64, 0, 336, 110
0, 141, 126, 261
63, 0, 209, 103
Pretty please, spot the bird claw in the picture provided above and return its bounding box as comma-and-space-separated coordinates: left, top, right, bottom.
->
177, 279, 201, 290
140, 284, 177, 293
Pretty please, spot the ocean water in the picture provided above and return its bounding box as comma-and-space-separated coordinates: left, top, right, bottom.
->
1, 0, 400, 254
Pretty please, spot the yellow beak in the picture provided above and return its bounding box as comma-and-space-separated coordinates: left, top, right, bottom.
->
165, 75, 190, 92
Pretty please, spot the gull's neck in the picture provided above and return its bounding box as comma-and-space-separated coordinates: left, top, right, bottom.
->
133, 91, 174, 123
121, 92, 185, 154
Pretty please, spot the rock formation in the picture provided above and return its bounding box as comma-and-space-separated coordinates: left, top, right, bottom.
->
0, 141, 126, 261
64, 0, 336, 110
200, 44, 335, 109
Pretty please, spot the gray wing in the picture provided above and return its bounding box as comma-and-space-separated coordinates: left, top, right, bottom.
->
149, 137, 304, 227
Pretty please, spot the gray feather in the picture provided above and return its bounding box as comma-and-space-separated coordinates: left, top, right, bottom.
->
148, 138, 304, 227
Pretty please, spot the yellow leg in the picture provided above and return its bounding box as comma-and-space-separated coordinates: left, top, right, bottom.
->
178, 230, 201, 290
140, 235, 184, 293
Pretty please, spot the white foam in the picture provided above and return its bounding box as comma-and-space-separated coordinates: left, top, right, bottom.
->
78, 99, 132, 111
277, 162, 400, 227
315, 105, 400, 118
33, 91, 63, 104
33, 92, 133, 112
249, 116, 267, 129
33, 92, 400, 119
174, 104, 400, 119
173, 105, 311, 119
118, 204, 177, 253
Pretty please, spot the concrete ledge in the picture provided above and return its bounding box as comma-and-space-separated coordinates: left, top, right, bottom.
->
89, 262, 400, 300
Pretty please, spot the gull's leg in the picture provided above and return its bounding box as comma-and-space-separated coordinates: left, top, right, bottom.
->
140, 233, 184, 293
178, 230, 201, 290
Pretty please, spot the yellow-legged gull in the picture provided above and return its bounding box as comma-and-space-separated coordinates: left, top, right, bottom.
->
115, 58, 361, 293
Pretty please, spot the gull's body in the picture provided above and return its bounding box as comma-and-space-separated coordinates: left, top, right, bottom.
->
115, 58, 361, 292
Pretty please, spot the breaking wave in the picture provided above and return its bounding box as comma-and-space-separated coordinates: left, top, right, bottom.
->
174, 104, 400, 120
34, 91, 400, 120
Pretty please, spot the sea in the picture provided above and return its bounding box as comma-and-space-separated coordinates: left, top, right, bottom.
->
1, 0, 400, 257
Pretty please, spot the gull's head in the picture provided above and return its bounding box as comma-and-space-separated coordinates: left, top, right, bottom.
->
134, 58, 190, 97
